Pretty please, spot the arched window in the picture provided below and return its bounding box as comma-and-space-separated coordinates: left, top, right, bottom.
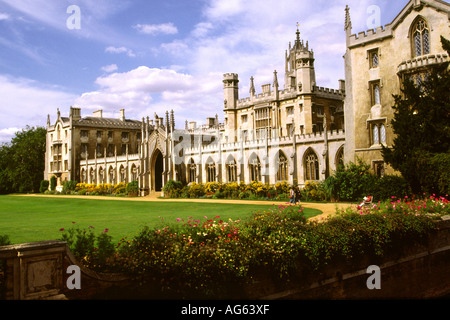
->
304, 149, 319, 181
206, 158, 216, 183
109, 167, 115, 184
412, 18, 430, 57
131, 165, 138, 181
335, 146, 344, 169
81, 168, 86, 183
249, 154, 261, 182
188, 158, 196, 183
98, 167, 104, 184
276, 152, 289, 181
90, 168, 96, 184
226, 157, 237, 183
120, 166, 126, 182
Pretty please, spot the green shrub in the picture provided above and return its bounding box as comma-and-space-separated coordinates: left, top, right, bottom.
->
39, 180, 49, 193
126, 180, 139, 196
50, 176, 57, 191
62, 181, 78, 195
163, 180, 183, 198
59, 224, 116, 272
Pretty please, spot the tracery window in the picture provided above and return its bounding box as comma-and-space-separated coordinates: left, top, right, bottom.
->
207, 161, 216, 183
98, 167, 104, 184
188, 159, 196, 183
412, 19, 430, 57
304, 150, 319, 181
226, 158, 237, 183
249, 155, 261, 182
276, 152, 289, 182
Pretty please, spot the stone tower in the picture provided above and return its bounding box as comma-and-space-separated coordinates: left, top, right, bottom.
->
284, 25, 316, 94
223, 73, 239, 142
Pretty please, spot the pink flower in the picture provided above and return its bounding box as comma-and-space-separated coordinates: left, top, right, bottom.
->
59, 228, 64, 231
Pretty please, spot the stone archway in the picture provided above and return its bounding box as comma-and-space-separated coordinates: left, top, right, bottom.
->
151, 149, 164, 192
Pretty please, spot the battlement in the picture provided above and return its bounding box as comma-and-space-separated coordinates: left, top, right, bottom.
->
223, 73, 239, 81
348, 25, 393, 48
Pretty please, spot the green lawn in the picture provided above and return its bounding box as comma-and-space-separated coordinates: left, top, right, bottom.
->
0, 195, 322, 245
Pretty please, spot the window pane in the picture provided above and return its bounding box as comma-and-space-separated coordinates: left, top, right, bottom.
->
373, 125, 379, 144
415, 31, 422, 57
374, 84, 381, 105
380, 124, 386, 144
423, 29, 430, 55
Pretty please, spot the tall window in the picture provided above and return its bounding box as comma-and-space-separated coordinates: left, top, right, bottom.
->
371, 81, 381, 105
120, 166, 126, 182
98, 167, 104, 184
412, 19, 430, 57
371, 122, 386, 145
369, 49, 379, 68
255, 107, 271, 139
304, 149, 319, 181
131, 165, 138, 181
249, 155, 261, 182
188, 159, 196, 183
109, 167, 115, 184
207, 161, 216, 183
226, 157, 237, 183
276, 152, 289, 181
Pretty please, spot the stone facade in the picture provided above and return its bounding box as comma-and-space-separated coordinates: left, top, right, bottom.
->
344, 0, 449, 176
44, 0, 450, 194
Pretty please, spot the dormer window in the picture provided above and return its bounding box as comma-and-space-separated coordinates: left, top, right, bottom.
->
412, 18, 430, 57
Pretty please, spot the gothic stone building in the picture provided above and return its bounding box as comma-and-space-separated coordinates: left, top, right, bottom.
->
343, 0, 449, 176
44, 0, 449, 195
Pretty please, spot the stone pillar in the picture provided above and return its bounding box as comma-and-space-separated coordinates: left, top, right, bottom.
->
0, 241, 67, 300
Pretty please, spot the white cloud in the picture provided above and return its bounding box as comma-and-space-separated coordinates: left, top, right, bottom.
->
0, 74, 77, 143
101, 64, 118, 73
74, 66, 223, 125
105, 46, 136, 57
133, 23, 178, 35
0, 13, 10, 20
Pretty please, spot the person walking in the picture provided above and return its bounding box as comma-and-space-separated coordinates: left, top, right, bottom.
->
289, 187, 296, 204
294, 187, 301, 204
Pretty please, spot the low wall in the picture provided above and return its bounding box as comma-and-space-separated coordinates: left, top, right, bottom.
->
1, 218, 449, 300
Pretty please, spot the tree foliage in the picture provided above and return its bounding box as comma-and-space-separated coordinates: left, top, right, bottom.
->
382, 36, 450, 195
0, 126, 47, 194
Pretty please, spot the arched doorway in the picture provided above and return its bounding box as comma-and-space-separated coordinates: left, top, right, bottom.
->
151, 149, 164, 191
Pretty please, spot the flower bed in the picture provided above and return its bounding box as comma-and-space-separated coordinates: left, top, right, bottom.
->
57, 196, 449, 299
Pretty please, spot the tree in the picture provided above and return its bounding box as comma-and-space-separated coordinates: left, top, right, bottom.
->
382, 36, 450, 195
0, 126, 47, 194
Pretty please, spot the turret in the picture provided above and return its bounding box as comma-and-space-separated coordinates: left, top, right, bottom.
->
223, 73, 239, 110
284, 24, 316, 94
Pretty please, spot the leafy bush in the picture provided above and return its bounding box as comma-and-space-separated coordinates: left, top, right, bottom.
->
62, 181, 78, 195
126, 180, 139, 196
63, 196, 448, 298
39, 180, 49, 193
163, 180, 184, 198
50, 176, 57, 191
59, 223, 116, 271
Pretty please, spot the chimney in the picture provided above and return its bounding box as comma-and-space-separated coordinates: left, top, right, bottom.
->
119, 109, 125, 121
93, 109, 103, 118
70, 107, 81, 121
339, 79, 345, 93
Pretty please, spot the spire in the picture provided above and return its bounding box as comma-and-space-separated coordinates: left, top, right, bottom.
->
170, 109, 175, 131
250, 76, 255, 96
273, 70, 279, 89
295, 22, 301, 49
345, 5, 352, 31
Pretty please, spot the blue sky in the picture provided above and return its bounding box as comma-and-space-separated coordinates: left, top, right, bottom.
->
0, 0, 411, 143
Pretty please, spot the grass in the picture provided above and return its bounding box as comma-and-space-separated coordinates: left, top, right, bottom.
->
0, 195, 322, 245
